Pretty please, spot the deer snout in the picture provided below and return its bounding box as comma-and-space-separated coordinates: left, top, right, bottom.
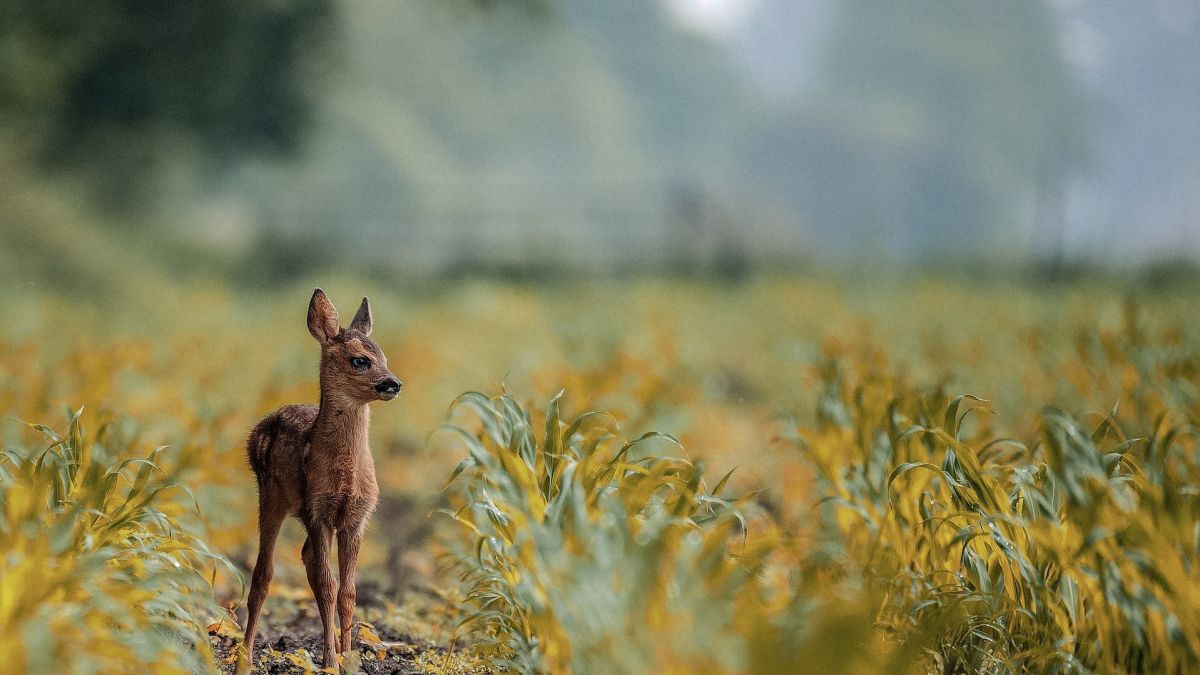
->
374, 377, 402, 399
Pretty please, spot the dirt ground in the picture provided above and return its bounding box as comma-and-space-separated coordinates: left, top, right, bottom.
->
207, 582, 486, 674
207, 491, 488, 674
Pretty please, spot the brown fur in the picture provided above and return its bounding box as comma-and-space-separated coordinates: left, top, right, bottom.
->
241, 289, 401, 671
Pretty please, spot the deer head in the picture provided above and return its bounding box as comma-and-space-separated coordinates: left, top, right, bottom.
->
307, 288, 402, 405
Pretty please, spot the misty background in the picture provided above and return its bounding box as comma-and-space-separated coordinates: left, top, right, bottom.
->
2, 0, 1198, 287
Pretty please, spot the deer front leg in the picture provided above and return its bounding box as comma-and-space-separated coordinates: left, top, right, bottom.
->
302, 526, 339, 669
337, 527, 363, 654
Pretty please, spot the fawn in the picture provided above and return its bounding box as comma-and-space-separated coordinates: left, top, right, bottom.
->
241, 289, 402, 671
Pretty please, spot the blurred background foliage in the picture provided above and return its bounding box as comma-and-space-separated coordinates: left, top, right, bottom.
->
2, 0, 1197, 290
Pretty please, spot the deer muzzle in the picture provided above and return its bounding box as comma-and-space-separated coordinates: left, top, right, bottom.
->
374, 377, 402, 400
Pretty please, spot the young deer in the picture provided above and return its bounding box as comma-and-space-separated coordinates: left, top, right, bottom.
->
241, 289, 402, 671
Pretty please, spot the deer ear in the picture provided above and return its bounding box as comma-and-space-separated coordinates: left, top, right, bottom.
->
307, 288, 341, 343
350, 297, 372, 336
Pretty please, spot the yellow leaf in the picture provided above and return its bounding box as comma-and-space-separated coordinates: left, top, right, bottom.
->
284, 649, 316, 669
206, 616, 242, 638
357, 622, 384, 646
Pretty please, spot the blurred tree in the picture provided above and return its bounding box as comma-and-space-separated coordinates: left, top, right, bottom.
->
752, 0, 1088, 259
563, 0, 757, 183
0, 0, 333, 210
1058, 3, 1200, 259
223, 0, 762, 276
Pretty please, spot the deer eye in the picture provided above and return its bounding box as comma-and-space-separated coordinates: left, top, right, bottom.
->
349, 356, 371, 370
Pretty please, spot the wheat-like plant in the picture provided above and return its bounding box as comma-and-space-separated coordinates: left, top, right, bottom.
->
0, 408, 234, 674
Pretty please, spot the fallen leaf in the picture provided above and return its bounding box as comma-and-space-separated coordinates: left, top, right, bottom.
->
206, 614, 242, 637
356, 622, 385, 648
284, 648, 317, 670
341, 650, 364, 674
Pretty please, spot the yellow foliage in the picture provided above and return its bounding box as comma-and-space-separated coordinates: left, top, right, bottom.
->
3, 276, 1200, 672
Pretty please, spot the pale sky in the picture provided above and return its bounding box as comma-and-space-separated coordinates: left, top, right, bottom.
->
661, 0, 761, 39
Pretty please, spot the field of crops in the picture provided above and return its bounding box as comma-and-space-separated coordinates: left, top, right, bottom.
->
2, 273, 1199, 673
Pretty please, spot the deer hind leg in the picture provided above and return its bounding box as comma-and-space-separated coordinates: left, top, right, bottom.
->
337, 526, 364, 655
243, 500, 287, 669
302, 524, 339, 668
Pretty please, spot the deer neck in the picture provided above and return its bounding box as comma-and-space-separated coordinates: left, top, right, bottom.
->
312, 392, 370, 456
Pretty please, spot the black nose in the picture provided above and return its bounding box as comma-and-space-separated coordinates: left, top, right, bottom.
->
375, 378, 401, 395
